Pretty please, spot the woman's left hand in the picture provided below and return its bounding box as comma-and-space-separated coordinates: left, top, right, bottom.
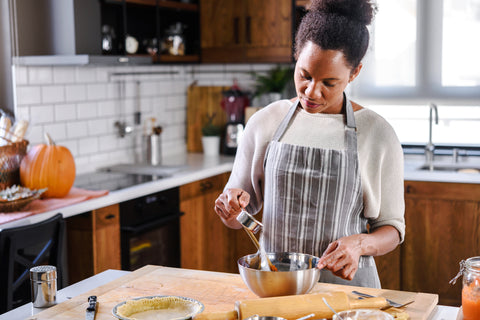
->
316, 234, 366, 280
316, 226, 401, 281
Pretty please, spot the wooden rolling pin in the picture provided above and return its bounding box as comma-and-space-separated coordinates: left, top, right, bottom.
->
194, 291, 388, 320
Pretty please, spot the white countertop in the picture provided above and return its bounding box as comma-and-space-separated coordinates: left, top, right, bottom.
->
0, 153, 235, 231
0, 269, 461, 320
1, 152, 479, 231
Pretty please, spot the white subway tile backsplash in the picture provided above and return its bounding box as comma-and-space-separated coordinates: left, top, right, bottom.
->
53, 67, 76, 84
97, 101, 117, 117
14, 106, 30, 121
14, 66, 28, 85
98, 134, 119, 152
55, 103, 77, 121
44, 123, 67, 141
65, 84, 87, 102
95, 68, 110, 82
42, 85, 65, 104
28, 67, 53, 85
30, 105, 55, 124
75, 67, 97, 83
78, 137, 99, 154
76, 102, 98, 119
87, 83, 108, 100
25, 125, 43, 145
66, 121, 89, 139
87, 118, 109, 135
16, 86, 42, 105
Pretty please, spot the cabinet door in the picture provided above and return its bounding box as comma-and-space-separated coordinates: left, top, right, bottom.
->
244, 0, 293, 62
402, 181, 480, 306
66, 204, 121, 284
180, 173, 257, 273
200, 0, 245, 62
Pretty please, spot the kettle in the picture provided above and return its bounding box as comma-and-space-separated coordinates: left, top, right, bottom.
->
221, 81, 250, 155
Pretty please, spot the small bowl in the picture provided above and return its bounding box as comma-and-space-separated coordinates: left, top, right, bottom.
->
238, 252, 320, 297
332, 309, 394, 320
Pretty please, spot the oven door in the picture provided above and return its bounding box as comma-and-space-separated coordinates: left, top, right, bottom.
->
120, 211, 183, 270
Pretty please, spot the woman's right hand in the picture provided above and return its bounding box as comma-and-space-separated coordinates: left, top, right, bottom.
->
214, 188, 250, 229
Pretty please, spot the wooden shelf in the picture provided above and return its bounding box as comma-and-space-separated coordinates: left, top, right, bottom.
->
154, 54, 200, 63
112, 0, 198, 11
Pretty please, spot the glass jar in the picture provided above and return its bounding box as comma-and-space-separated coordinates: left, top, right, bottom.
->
462, 257, 480, 320
451, 256, 480, 320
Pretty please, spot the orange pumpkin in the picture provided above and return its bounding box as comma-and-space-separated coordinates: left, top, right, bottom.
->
20, 133, 76, 198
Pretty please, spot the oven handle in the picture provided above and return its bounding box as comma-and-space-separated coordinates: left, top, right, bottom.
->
121, 211, 184, 234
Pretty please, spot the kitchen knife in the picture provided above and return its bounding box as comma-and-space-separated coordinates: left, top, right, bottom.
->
86, 296, 98, 320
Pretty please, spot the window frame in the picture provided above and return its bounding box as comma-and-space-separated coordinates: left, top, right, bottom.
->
350, 0, 480, 105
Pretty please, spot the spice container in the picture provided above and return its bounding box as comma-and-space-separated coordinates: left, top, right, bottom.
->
450, 256, 480, 320
30, 265, 57, 308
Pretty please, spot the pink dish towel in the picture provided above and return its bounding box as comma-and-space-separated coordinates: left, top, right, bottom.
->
0, 187, 109, 225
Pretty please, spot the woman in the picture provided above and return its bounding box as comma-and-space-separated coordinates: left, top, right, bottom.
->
214, 0, 405, 288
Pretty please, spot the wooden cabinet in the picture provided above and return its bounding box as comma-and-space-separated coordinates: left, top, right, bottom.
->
200, 0, 293, 63
179, 172, 258, 273
66, 204, 121, 284
402, 181, 480, 306
375, 181, 480, 306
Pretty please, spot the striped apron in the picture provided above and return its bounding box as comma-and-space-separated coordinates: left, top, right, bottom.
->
262, 95, 380, 288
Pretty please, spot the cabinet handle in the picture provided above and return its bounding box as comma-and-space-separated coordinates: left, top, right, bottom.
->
105, 214, 116, 220
200, 181, 213, 192
245, 16, 251, 44
234, 17, 240, 44
405, 185, 413, 194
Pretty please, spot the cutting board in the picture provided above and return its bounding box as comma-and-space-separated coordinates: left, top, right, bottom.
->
28, 265, 438, 320
186, 85, 230, 152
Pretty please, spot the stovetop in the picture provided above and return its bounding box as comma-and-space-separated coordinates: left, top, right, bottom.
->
74, 172, 157, 191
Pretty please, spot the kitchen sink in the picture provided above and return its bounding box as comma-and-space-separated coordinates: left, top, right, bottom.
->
100, 163, 188, 177
418, 163, 480, 173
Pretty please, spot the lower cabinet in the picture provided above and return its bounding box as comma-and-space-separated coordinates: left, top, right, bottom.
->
179, 172, 258, 273
375, 180, 480, 306
66, 204, 121, 284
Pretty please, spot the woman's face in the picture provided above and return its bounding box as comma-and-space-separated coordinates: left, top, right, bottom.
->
294, 41, 361, 114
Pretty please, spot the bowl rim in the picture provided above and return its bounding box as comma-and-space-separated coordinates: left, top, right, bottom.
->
237, 252, 321, 272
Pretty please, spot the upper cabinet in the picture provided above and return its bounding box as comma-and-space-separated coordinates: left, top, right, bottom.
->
11, 0, 199, 65
200, 0, 294, 63
101, 0, 200, 63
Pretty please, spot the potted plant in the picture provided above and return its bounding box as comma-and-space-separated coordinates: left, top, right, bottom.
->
201, 113, 222, 156
252, 65, 294, 105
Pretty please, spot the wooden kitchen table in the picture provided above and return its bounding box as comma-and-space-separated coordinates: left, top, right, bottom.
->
27, 265, 440, 320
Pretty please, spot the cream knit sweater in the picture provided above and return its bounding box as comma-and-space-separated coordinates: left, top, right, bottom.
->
226, 99, 406, 241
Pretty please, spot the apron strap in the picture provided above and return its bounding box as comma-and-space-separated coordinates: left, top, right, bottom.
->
344, 93, 358, 153
271, 99, 300, 142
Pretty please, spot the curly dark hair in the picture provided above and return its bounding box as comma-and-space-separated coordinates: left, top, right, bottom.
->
294, 0, 377, 69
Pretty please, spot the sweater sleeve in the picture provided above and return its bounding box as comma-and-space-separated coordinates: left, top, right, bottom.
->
224, 100, 292, 214
357, 111, 406, 242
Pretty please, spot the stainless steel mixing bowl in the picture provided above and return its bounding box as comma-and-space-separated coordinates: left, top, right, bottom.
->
238, 252, 321, 297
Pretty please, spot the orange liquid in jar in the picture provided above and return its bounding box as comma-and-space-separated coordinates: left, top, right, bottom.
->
462, 282, 480, 320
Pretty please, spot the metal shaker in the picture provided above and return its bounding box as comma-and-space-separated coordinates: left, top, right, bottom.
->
146, 134, 161, 165
30, 265, 57, 308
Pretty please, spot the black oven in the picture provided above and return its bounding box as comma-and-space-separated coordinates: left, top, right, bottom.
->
119, 187, 183, 271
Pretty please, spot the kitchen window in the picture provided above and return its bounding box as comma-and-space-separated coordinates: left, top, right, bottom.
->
351, 0, 480, 104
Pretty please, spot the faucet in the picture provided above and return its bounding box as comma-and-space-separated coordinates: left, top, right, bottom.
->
425, 103, 439, 169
